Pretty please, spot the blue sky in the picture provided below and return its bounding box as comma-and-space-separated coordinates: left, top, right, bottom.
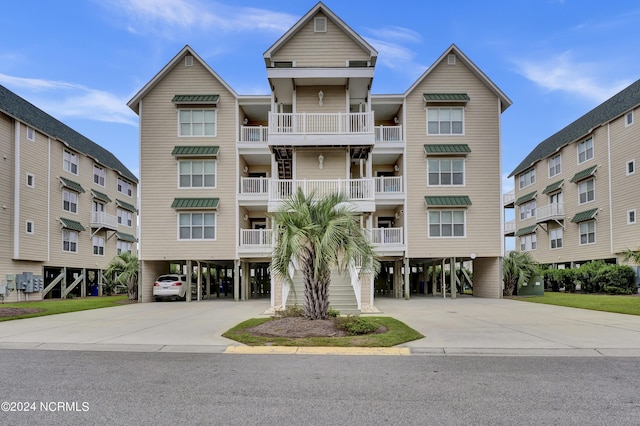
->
1, 0, 639, 193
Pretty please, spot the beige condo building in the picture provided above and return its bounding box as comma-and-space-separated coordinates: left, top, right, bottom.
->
506, 79, 640, 268
128, 2, 512, 310
0, 84, 138, 302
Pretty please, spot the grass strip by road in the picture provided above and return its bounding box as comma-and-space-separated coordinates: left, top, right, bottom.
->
223, 316, 423, 347
513, 292, 640, 316
0, 295, 130, 322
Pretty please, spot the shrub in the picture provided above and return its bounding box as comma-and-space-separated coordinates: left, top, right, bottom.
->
274, 305, 304, 318
575, 260, 606, 293
597, 265, 637, 295
327, 308, 340, 318
336, 316, 380, 335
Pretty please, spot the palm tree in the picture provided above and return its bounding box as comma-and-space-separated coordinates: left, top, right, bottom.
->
270, 189, 379, 320
104, 251, 139, 300
502, 251, 539, 296
623, 248, 640, 265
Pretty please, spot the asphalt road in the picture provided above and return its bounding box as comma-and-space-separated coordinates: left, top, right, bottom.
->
1, 349, 639, 425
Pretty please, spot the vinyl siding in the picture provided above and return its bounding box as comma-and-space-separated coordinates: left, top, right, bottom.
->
138, 54, 236, 261
295, 148, 347, 179
296, 86, 346, 113
0, 114, 14, 276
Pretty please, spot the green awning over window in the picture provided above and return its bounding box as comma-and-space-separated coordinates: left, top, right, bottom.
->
116, 232, 138, 243
516, 224, 538, 236
171, 198, 219, 209
172, 94, 219, 105
515, 191, 536, 205
423, 144, 471, 154
171, 146, 219, 157
91, 189, 112, 203
60, 177, 85, 193
570, 165, 597, 183
424, 195, 472, 207
571, 208, 598, 223
116, 199, 137, 213
542, 180, 564, 195
60, 217, 86, 232
423, 93, 470, 102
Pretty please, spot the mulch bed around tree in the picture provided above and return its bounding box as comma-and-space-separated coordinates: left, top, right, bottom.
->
246, 316, 388, 338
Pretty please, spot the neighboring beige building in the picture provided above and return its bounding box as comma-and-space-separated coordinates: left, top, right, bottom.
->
128, 2, 511, 309
506, 79, 640, 267
0, 84, 138, 302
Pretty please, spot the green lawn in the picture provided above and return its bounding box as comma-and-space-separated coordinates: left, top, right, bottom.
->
0, 295, 131, 322
514, 292, 640, 316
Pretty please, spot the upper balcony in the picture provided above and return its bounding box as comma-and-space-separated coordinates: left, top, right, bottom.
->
268, 178, 375, 212
240, 122, 402, 145
536, 203, 565, 223
90, 212, 118, 231
504, 220, 515, 236
268, 112, 374, 146
503, 190, 515, 208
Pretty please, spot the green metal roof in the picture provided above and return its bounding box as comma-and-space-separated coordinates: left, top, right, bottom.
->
542, 180, 564, 195
116, 199, 137, 213
510, 79, 640, 178
116, 232, 138, 243
516, 224, 538, 236
171, 146, 219, 157
91, 189, 112, 203
60, 177, 86, 193
171, 198, 220, 209
423, 144, 471, 154
571, 208, 599, 223
570, 165, 598, 183
515, 191, 536, 206
424, 195, 472, 207
423, 93, 470, 102
171, 94, 219, 104
60, 217, 86, 232
0, 85, 137, 183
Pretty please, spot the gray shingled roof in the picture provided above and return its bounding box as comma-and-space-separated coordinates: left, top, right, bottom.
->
509, 78, 640, 178
0, 84, 137, 183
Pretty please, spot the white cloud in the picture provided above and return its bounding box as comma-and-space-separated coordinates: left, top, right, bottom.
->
366, 26, 422, 44
366, 38, 426, 80
0, 73, 137, 126
514, 51, 631, 103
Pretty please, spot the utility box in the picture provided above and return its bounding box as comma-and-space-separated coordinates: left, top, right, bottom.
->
6, 275, 15, 290
519, 275, 544, 296
33, 276, 44, 292
15, 274, 26, 291
0, 284, 6, 297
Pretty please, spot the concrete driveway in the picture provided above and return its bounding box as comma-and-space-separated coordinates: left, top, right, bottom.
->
0, 297, 639, 356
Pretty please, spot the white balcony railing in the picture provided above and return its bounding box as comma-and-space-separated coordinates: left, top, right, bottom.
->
503, 190, 515, 206
374, 125, 402, 142
240, 126, 268, 142
240, 229, 273, 247
536, 203, 564, 222
375, 176, 403, 194
268, 112, 374, 135
269, 178, 374, 202
504, 220, 515, 234
91, 212, 118, 229
240, 177, 270, 195
369, 227, 403, 245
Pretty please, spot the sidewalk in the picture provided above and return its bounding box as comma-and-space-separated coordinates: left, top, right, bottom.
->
0, 297, 639, 356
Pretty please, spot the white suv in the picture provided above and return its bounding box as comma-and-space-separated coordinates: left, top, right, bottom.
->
153, 274, 188, 301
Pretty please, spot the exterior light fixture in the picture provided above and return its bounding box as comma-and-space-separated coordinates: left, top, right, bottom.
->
318, 154, 324, 169
318, 90, 324, 106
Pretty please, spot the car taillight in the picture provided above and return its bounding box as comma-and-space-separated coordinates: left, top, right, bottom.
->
153, 282, 159, 286
173, 282, 182, 286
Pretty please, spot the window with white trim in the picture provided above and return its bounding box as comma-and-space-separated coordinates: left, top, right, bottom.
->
628, 209, 636, 225
63, 229, 78, 253
578, 137, 593, 164
549, 191, 563, 205
627, 160, 635, 175
548, 154, 561, 177
92, 201, 105, 213
63, 149, 79, 174
519, 168, 535, 189
626, 111, 634, 127
550, 228, 563, 249
578, 178, 595, 204
26, 127, 35, 141
579, 220, 595, 245
179, 160, 217, 188
26, 220, 34, 235
427, 108, 463, 135
26, 173, 34, 188
117, 177, 133, 196
427, 158, 464, 186
179, 109, 217, 136
117, 241, 132, 254
63, 189, 78, 213
117, 208, 133, 227
92, 236, 105, 256
314, 16, 327, 32
428, 210, 465, 237
93, 165, 105, 186
520, 234, 537, 251
179, 212, 216, 240
519, 200, 536, 220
